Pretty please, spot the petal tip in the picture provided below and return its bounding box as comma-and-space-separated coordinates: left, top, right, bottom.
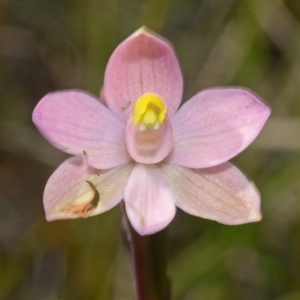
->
125, 202, 176, 236
130, 26, 160, 40
32, 96, 46, 126
45, 212, 61, 222
45, 214, 54, 222
220, 207, 262, 225
247, 207, 263, 223
131, 219, 170, 236
131, 26, 151, 36
262, 104, 272, 122
239, 87, 272, 120
240, 180, 262, 224
131, 209, 176, 235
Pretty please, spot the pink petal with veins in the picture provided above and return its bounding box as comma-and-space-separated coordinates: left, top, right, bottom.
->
124, 163, 176, 235
32, 90, 131, 169
161, 162, 261, 225
44, 156, 133, 221
166, 88, 271, 168
104, 28, 183, 123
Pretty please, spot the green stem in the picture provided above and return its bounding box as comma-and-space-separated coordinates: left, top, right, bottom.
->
121, 202, 171, 300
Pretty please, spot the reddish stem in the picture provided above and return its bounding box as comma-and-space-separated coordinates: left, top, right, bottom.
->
121, 202, 171, 300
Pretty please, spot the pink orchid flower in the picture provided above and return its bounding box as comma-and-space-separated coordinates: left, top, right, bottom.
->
32, 28, 271, 235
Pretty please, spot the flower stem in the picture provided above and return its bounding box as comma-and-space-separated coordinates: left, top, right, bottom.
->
121, 202, 171, 300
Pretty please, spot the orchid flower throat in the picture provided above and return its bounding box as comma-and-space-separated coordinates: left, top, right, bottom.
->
133, 94, 167, 130
126, 93, 173, 164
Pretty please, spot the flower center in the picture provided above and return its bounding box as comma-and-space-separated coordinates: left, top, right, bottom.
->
125, 93, 173, 164
133, 93, 166, 130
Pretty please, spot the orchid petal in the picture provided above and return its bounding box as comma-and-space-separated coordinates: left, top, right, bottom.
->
124, 163, 176, 235
32, 90, 131, 169
161, 162, 261, 225
166, 88, 271, 168
104, 28, 183, 123
44, 156, 133, 221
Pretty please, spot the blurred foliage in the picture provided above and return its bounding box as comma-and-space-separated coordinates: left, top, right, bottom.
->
1, 0, 300, 299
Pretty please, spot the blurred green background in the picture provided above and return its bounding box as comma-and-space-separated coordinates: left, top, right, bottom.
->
1, 0, 300, 299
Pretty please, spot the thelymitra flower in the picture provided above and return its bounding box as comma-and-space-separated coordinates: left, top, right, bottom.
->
33, 28, 271, 235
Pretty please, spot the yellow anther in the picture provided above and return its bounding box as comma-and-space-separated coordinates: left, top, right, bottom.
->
133, 94, 166, 128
